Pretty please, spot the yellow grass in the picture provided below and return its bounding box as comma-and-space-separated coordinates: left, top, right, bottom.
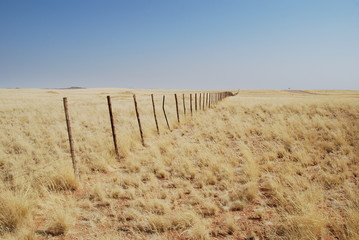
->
0, 88, 358, 239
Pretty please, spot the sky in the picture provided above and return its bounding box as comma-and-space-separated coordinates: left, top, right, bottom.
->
0, 0, 358, 90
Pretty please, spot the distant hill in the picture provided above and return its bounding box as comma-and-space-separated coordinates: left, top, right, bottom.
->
62, 86, 85, 89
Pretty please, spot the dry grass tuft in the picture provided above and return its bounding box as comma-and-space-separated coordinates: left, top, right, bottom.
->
42, 167, 79, 191
0, 191, 31, 234
44, 208, 74, 236
188, 221, 211, 240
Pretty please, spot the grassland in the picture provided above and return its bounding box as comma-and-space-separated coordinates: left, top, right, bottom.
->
0, 89, 358, 240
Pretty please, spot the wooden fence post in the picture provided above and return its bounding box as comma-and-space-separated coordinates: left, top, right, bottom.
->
162, 95, 171, 130
151, 94, 160, 135
190, 94, 193, 116
208, 93, 210, 106
209, 93, 211, 108
195, 93, 197, 111
63, 97, 79, 180
107, 96, 120, 160
182, 94, 186, 117
199, 93, 201, 110
206, 93, 209, 108
174, 93, 180, 124
133, 95, 145, 146
202, 92, 205, 110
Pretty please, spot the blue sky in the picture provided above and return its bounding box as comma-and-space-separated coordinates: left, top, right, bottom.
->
0, 0, 358, 89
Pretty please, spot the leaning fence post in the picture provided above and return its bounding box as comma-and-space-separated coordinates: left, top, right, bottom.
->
162, 95, 171, 130
151, 94, 160, 135
190, 94, 193, 116
133, 95, 145, 146
63, 97, 79, 180
107, 96, 120, 160
174, 94, 180, 124
182, 94, 186, 117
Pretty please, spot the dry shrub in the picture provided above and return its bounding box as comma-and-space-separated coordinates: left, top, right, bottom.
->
135, 210, 199, 233
2, 228, 36, 240
132, 198, 170, 215
345, 208, 359, 239
188, 221, 210, 240
119, 208, 142, 222
197, 200, 219, 216
44, 208, 74, 236
45, 169, 79, 191
211, 214, 237, 236
89, 183, 109, 204
0, 191, 31, 234
118, 174, 141, 189
229, 181, 259, 203
229, 200, 245, 211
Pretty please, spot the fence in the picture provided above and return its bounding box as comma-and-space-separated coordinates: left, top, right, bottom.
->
63, 91, 235, 179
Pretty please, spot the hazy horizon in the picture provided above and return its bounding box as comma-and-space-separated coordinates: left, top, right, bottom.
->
1, 1, 358, 90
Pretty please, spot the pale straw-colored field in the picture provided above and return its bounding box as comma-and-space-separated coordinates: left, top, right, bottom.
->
0, 89, 358, 240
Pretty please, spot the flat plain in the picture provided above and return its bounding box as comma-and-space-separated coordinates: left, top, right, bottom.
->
0, 89, 358, 240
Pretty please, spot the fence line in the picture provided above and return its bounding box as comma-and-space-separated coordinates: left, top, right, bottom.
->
62, 91, 235, 180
